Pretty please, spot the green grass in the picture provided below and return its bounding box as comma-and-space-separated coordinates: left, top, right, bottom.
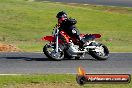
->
0, 74, 75, 85
0, 74, 131, 88
0, 0, 132, 52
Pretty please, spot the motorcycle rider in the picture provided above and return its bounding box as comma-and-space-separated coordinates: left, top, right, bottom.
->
56, 11, 85, 48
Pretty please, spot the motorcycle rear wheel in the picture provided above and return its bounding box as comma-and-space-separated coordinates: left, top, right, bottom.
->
43, 44, 64, 61
89, 43, 109, 60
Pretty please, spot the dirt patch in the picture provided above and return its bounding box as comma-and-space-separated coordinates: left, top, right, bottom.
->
0, 43, 21, 52
104, 7, 132, 14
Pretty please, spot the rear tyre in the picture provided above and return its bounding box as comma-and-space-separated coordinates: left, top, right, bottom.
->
89, 43, 109, 60
43, 44, 64, 61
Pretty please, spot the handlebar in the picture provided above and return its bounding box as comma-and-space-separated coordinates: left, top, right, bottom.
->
52, 24, 60, 35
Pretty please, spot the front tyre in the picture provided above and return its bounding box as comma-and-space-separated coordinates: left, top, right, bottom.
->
43, 44, 64, 61
89, 43, 109, 60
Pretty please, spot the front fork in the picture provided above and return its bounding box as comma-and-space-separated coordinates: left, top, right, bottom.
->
55, 29, 59, 53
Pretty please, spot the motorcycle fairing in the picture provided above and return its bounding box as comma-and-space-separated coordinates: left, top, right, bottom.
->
92, 34, 101, 38
80, 34, 101, 39
59, 31, 70, 43
41, 32, 101, 43
41, 36, 55, 42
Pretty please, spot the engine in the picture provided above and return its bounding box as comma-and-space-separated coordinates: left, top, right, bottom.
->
66, 42, 80, 56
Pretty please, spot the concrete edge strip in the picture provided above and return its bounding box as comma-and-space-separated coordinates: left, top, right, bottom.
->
111, 52, 132, 53
0, 74, 23, 75
0, 73, 130, 75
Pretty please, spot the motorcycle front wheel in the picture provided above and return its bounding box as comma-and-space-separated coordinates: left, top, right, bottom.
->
43, 44, 64, 61
89, 43, 109, 60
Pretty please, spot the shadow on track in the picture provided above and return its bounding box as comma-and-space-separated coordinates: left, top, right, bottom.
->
0, 52, 106, 61
1, 56, 98, 61
1, 57, 50, 61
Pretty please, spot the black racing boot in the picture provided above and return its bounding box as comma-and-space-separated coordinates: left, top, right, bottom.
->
79, 40, 85, 50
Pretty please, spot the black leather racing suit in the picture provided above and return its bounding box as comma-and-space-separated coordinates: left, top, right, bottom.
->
59, 18, 84, 46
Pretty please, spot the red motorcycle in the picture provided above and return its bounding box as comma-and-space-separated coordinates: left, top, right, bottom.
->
42, 25, 109, 61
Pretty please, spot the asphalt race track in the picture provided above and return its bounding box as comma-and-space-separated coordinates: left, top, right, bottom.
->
37, 0, 132, 7
0, 52, 132, 74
